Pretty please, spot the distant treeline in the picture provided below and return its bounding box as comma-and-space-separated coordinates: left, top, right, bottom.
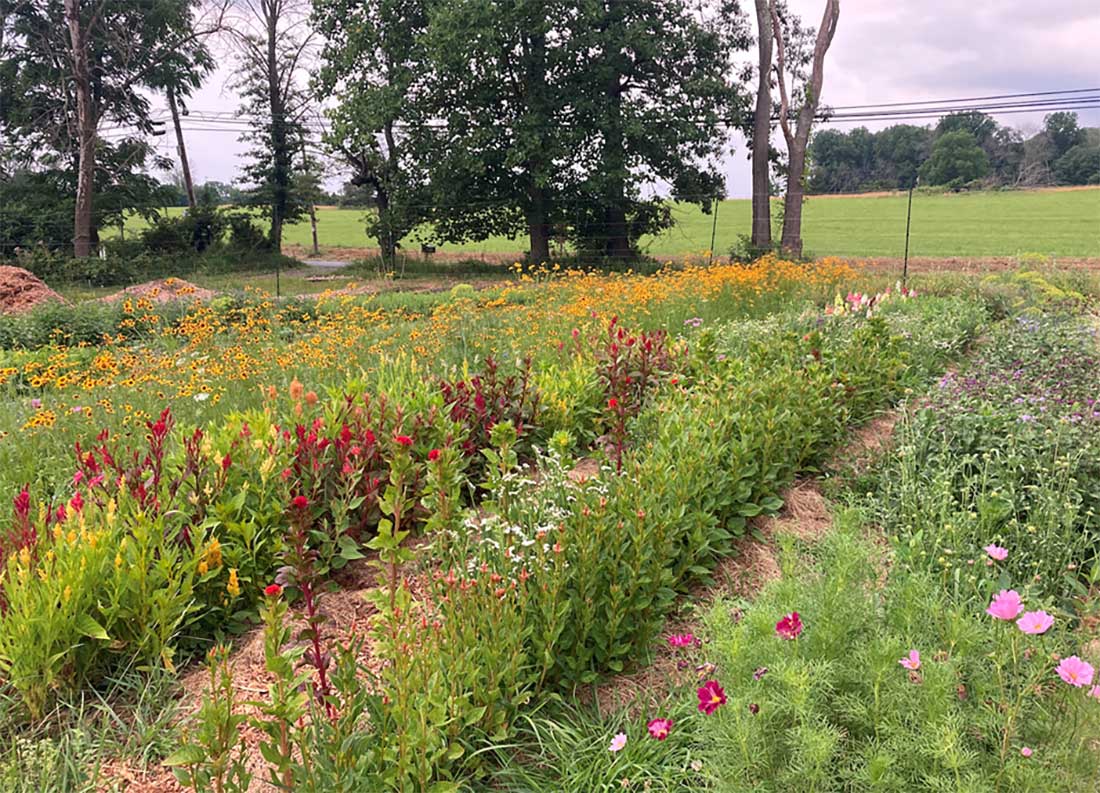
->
807, 110, 1100, 194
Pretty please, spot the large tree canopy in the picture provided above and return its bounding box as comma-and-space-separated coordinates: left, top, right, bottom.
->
313, 0, 751, 262
0, 0, 216, 255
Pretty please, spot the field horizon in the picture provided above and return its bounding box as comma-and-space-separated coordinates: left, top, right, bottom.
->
123, 184, 1100, 261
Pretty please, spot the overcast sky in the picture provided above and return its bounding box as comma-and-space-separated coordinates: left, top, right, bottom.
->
158, 0, 1100, 199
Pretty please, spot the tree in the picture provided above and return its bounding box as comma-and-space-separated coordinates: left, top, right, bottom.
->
414, 0, 585, 262
564, 0, 750, 258
772, 0, 840, 256
750, 0, 773, 248
936, 111, 998, 147
229, 0, 317, 250
1054, 144, 1100, 185
872, 124, 931, 189
312, 0, 432, 266
1, 0, 217, 256
1043, 112, 1086, 160
920, 130, 989, 187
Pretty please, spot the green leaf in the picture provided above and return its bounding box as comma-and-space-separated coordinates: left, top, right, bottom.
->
76, 614, 110, 641
163, 745, 206, 767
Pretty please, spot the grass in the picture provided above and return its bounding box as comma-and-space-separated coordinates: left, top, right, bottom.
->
123, 187, 1100, 260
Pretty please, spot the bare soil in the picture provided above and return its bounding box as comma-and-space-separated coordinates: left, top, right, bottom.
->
100, 278, 216, 305
284, 243, 518, 266
0, 266, 67, 314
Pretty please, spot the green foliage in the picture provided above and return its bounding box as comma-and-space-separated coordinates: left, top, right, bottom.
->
496, 522, 1100, 791
871, 313, 1100, 608
698, 524, 1100, 791
312, 0, 751, 260
1053, 144, 1100, 186
0, 0, 214, 254
920, 130, 991, 188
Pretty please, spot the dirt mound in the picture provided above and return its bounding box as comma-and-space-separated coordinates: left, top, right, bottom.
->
101, 278, 216, 305
0, 266, 67, 314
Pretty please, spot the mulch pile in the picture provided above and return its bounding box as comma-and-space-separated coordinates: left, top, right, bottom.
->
101, 278, 216, 305
0, 266, 67, 314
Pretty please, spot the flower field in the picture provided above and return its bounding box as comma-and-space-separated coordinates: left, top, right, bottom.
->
1, 259, 1099, 791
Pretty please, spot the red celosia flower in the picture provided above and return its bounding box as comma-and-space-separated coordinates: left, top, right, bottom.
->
264, 583, 283, 598
775, 611, 803, 640
394, 435, 413, 447
291, 495, 309, 510
13, 488, 31, 520
69, 491, 84, 513
608, 397, 619, 409
667, 633, 694, 648
697, 680, 727, 715
647, 718, 673, 740
221, 454, 232, 472
428, 448, 442, 462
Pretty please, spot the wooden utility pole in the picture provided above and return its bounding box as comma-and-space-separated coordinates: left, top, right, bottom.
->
66, 0, 95, 257
168, 86, 197, 208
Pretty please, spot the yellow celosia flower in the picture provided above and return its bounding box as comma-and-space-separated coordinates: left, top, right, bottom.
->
227, 568, 240, 598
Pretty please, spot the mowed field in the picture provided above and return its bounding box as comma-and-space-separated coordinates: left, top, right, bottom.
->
132, 186, 1100, 259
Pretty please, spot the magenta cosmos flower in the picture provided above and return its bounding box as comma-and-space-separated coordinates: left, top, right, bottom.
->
696, 680, 727, 715
983, 544, 1008, 561
898, 650, 921, 670
1016, 611, 1054, 635
1056, 656, 1095, 688
986, 590, 1024, 621
775, 612, 803, 640
667, 633, 694, 648
608, 733, 627, 752
647, 718, 673, 740
1020, 747, 1033, 758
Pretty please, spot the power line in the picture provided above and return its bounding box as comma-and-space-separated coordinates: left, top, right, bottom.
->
828, 87, 1100, 111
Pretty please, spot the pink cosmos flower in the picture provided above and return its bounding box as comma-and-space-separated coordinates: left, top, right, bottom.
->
647, 718, 672, 740
609, 732, 627, 752
986, 590, 1024, 621
898, 650, 921, 670
983, 544, 1008, 561
1020, 747, 1033, 758
1088, 685, 1100, 701
775, 612, 803, 640
667, 633, 694, 648
1016, 611, 1054, 635
697, 680, 727, 715
1056, 656, 1095, 688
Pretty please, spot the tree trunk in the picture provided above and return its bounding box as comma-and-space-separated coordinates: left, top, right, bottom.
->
375, 189, 396, 268
66, 0, 95, 258
168, 86, 197, 209
779, 137, 807, 254
265, 0, 289, 251
772, 0, 840, 258
522, 32, 552, 264
751, 0, 773, 249
601, 0, 632, 259
527, 189, 551, 264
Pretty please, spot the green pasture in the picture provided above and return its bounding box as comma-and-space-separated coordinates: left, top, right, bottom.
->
127, 187, 1100, 260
